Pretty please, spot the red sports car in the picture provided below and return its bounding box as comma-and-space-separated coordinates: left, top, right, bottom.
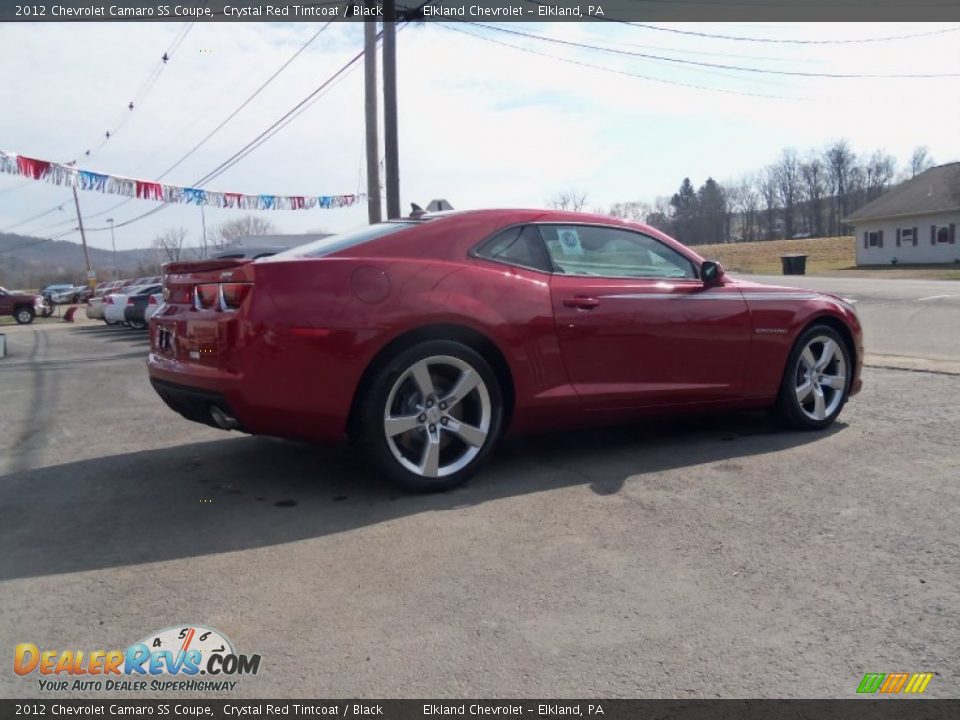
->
148, 209, 863, 491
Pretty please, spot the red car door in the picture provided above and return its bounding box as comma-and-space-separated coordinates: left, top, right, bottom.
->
541, 224, 751, 410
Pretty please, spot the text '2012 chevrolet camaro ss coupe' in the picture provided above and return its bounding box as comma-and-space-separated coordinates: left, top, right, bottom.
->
148, 209, 863, 491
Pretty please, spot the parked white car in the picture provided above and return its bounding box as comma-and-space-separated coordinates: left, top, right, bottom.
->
143, 293, 164, 324
104, 285, 161, 325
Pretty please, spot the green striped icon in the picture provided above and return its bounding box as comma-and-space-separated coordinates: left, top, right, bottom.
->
857, 672, 933, 694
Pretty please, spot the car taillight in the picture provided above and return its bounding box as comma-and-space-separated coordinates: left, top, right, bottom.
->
194, 284, 219, 310
148, 295, 158, 305
126, 297, 135, 306
221, 283, 252, 310
105, 296, 113, 304
192, 282, 253, 311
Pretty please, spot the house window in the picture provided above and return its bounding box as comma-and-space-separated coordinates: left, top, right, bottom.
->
868, 231, 882, 247
897, 227, 917, 247
931, 224, 957, 245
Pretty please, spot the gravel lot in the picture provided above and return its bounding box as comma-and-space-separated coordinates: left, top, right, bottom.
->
0, 284, 957, 698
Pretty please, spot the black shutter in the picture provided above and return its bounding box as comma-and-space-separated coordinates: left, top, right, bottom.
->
863, 231, 869, 249
878, 229, 884, 248
951, 224, 956, 244
896, 228, 901, 247
932, 225, 937, 244
913, 226, 918, 247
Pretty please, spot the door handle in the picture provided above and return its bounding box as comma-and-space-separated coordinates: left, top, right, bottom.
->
564, 296, 600, 310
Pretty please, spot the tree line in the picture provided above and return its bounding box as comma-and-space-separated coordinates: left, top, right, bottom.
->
552, 143, 937, 246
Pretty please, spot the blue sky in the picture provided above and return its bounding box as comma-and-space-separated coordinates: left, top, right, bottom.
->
0, 20, 958, 252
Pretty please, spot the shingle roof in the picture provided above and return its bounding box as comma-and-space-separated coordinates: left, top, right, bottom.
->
846, 162, 960, 223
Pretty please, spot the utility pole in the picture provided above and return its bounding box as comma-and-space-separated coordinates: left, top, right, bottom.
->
382, 0, 400, 219
201, 205, 208, 258
71, 184, 94, 286
107, 218, 117, 279
364, 8, 382, 224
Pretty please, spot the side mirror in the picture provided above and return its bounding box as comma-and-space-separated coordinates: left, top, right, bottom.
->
701, 260, 725, 285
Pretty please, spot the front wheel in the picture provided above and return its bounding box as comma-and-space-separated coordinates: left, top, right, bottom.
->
14, 307, 35, 325
777, 324, 852, 430
356, 340, 504, 492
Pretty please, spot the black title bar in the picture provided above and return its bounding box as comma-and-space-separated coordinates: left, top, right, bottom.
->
3, 0, 960, 22
3, 700, 960, 719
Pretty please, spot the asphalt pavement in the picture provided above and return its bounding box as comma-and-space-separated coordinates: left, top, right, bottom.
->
0, 278, 957, 698
741, 274, 960, 373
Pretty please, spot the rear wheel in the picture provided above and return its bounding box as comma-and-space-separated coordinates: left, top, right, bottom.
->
356, 340, 504, 492
777, 324, 851, 430
129, 319, 146, 330
14, 306, 35, 325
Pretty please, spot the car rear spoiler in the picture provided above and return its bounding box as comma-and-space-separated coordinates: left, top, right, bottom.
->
162, 258, 250, 275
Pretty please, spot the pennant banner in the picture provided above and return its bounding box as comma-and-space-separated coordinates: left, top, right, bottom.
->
0, 149, 359, 211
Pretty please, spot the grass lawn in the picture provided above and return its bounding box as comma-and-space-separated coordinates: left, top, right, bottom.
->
697, 236, 960, 280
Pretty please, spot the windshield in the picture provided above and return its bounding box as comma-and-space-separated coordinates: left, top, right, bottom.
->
268, 222, 417, 260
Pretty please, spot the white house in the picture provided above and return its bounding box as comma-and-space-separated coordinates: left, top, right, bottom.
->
847, 162, 959, 266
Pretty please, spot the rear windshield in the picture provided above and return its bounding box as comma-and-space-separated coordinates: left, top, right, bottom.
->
272, 222, 416, 259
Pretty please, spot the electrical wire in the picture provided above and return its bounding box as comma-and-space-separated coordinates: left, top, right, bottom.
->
469, 22, 960, 79
0, 204, 68, 234
3, 21, 200, 237
13, 17, 337, 237
84, 30, 379, 233
625, 20, 960, 45
440, 23, 800, 100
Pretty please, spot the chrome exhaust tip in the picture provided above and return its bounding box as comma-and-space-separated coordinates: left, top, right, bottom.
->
210, 406, 240, 431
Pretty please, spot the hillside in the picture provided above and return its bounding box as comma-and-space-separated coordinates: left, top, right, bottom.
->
0, 233, 159, 288
696, 236, 855, 275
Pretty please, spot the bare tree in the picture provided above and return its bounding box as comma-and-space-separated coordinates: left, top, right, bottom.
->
606, 200, 649, 221
825, 140, 856, 234
801, 153, 826, 237
644, 196, 673, 234
863, 151, 896, 204
152, 228, 189, 264
548, 189, 588, 212
774, 149, 802, 239
212, 215, 277, 250
909, 146, 935, 177
759, 167, 779, 240
728, 175, 760, 243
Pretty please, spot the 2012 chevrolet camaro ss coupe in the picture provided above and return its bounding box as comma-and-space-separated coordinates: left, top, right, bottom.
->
148, 209, 863, 491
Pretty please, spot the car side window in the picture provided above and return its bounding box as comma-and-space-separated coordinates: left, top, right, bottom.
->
538, 225, 696, 279
475, 225, 552, 273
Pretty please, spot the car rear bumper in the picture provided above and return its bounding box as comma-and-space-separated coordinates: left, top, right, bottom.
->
147, 350, 351, 444
150, 378, 243, 431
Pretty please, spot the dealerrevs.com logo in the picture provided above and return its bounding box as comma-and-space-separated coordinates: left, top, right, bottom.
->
14, 625, 261, 693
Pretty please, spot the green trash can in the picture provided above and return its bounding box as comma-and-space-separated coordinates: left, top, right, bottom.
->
781, 254, 808, 275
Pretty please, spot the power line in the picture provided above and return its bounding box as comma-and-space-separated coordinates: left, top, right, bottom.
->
73, 20, 198, 162
2, 22, 200, 237
471, 22, 960, 79
626, 21, 960, 45
0, 204, 68, 234
439, 23, 799, 100
11, 18, 333, 237
84, 38, 376, 232
151, 21, 335, 183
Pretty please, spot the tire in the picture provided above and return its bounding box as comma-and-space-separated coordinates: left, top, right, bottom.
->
355, 340, 504, 492
129, 319, 146, 330
777, 324, 852, 430
14, 306, 35, 325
